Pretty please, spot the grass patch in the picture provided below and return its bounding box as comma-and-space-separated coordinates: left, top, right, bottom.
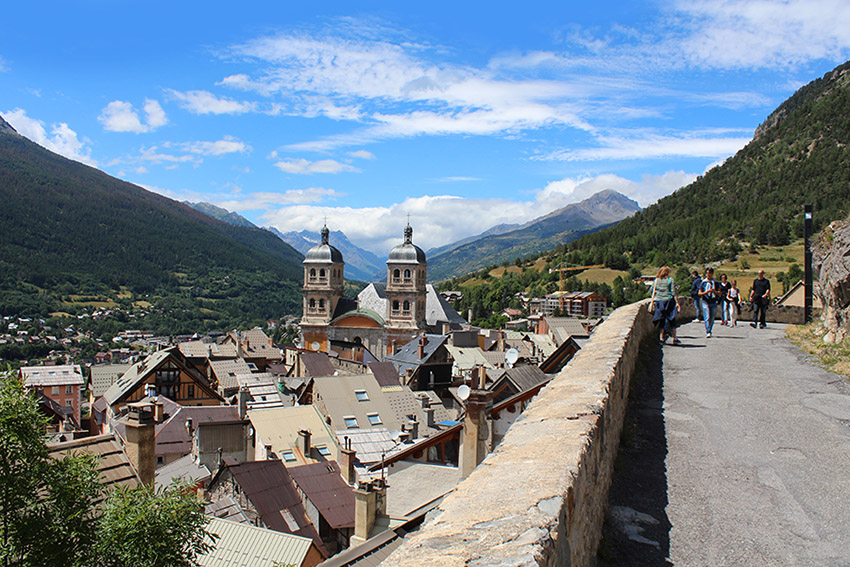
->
786, 323, 850, 380
581, 268, 630, 285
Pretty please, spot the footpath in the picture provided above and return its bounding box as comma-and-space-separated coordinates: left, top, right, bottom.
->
600, 318, 850, 566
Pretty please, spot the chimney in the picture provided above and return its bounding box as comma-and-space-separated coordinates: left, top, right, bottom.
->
390, 340, 397, 355
417, 335, 426, 360
441, 322, 451, 335
298, 429, 312, 457
185, 418, 194, 436
339, 437, 357, 485
351, 480, 387, 546
153, 399, 164, 423
498, 329, 506, 352
408, 416, 419, 439
238, 385, 249, 420
265, 444, 273, 460
460, 389, 493, 479
123, 401, 156, 485
424, 407, 435, 428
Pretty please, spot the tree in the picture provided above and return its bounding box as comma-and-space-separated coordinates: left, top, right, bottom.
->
0, 375, 101, 567
0, 373, 215, 567
96, 484, 216, 567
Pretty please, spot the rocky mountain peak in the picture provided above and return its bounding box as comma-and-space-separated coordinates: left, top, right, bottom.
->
0, 114, 20, 136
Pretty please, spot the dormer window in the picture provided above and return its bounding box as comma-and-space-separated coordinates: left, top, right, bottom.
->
344, 416, 359, 429
367, 413, 383, 426
354, 390, 369, 402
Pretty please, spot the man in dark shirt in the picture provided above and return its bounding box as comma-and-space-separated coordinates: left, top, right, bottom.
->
749, 270, 771, 328
689, 270, 702, 322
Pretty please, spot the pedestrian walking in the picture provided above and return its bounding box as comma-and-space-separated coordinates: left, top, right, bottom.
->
749, 270, 771, 329
699, 267, 719, 338
689, 269, 702, 322
650, 266, 681, 345
727, 280, 741, 327
718, 273, 731, 325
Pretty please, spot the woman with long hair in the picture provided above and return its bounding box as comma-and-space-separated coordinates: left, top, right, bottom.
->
651, 265, 681, 345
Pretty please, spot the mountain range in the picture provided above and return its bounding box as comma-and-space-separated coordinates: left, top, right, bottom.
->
426, 190, 641, 281
0, 115, 303, 331
267, 228, 385, 282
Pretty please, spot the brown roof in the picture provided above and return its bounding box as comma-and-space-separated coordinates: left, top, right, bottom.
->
301, 352, 335, 377
288, 461, 355, 530
48, 434, 140, 501
214, 460, 324, 552
368, 362, 400, 388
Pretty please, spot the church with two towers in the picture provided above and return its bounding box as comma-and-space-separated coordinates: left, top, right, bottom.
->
300, 224, 466, 361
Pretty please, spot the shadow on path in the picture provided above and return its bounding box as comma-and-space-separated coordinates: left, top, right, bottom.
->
597, 337, 672, 567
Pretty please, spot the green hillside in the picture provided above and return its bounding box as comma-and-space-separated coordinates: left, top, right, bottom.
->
0, 123, 304, 334
439, 59, 850, 327
565, 61, 850, 268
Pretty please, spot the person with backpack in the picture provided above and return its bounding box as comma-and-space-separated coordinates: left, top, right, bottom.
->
698, 267, 720, 338
651, 266, 681, 345
689, 269, 702, 323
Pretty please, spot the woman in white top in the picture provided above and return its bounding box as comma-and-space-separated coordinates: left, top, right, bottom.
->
726, 280, 741, 327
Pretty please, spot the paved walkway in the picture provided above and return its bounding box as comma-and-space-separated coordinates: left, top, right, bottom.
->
601, 319, 850, 566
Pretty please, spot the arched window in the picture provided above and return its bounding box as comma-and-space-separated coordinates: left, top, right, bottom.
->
403, 300, 410, 313
404, 269, 411, 281
309, 298, 316, 312
319, 268, 326, 279
392, 300, 400, 314
318, 298, 326, 312
309, 268, 316, 281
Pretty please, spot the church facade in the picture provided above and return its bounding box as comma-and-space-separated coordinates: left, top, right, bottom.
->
300, 225, 466, 360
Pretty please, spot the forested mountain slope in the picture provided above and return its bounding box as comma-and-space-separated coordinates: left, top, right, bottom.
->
565, 60, 850, 268
0, 116, 304, 331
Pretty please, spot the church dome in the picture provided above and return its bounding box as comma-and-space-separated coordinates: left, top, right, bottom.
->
387, 224, 426, 264
304, 226, 344, 264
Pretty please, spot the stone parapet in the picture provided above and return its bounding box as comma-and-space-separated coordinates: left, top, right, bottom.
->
676, 295, 820, 324
383, 301, 654, 567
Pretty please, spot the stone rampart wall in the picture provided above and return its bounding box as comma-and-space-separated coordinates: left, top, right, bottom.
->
384, 301, 655, 567
676, 295, 820, 324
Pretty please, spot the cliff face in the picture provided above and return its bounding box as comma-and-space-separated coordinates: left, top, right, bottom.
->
813, 217, 850, 342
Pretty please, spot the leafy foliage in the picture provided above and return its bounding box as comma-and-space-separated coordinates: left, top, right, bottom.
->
0, 374, 214, 566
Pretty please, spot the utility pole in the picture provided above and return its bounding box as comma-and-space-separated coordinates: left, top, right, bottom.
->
804, 204, 813, 324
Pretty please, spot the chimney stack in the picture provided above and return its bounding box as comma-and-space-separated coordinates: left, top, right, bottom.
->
351, 479, 387, 547
424, 406, 435, 428
339, 437, 357, 485
265, 444, 273, 460
298, 429, 312, 457
460, 389, 492, 479
498, 329, 506, 352
238, 385, 249, 420
153, 399, 164, 423
144, 383, 156, 399
417, 335, 426, 360
407, 417, 419, 440
123, 401, 156, 485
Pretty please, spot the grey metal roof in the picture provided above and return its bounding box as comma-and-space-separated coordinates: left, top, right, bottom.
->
335, 427, 402, 465
155, 453, 211, 490
425, 285, 467, 327
494, 365, 548, 393
385, 334, 448, 377
21, 364, 84, 388
384, 461, 461, 519
199, 517, 314, 567
304, 228, 344, 264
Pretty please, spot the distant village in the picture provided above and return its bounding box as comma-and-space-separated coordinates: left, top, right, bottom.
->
12, 225, 610, 567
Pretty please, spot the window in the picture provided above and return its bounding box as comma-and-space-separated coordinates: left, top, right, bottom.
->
367, 413, 382, 426
319, 268, 326, 280
281, 451, 297, 463
343, 416, 359, 429
156, 367, 179, 399
315, 445, 331, 458
402, 300, 411, 316
52, 386, 59, 395
187, 384, 195, 399
392, 300, 400, 315
66, 399, 73, 407
318, 298, 326, 313
308, 298, 316, 313
354, 390, 369, 402
392, 268, 401, 283
309, 268, 316, 281
65, 385, 73, 394
404, 269, 411, 281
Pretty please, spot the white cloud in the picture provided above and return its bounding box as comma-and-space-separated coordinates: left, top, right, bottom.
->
347, 150, 375, 160
166, 89, 256, 115
259, 170, 696, 254
437, 176, 482, 182
169, 136, 250, 156
3, 108, 97, 166
0, 56, 8, 72
540, 130, 751, 162
273, 158, 359, 174
99, 99, 167, 133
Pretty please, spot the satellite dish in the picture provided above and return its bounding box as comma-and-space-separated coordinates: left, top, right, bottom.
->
457, 384, 471, 401
311, 341, 321, 351
505, 348, 520, 367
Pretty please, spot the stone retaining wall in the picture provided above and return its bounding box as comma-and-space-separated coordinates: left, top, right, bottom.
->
384, 301, 655, 567
676, 295, 820, 325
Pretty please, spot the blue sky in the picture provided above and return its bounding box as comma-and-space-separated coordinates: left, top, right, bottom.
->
3, 0, 850, 254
